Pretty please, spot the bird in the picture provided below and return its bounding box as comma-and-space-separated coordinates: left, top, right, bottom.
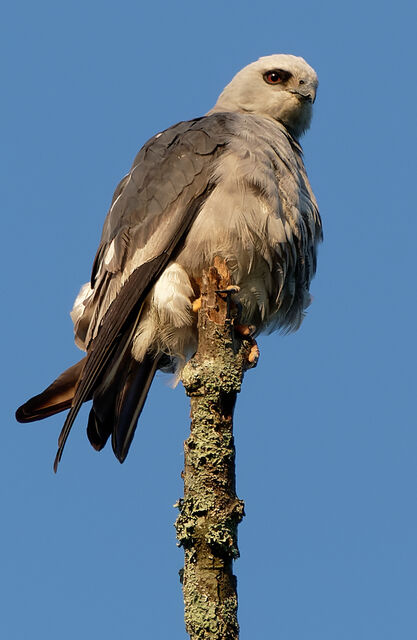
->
16, 54, 322, 471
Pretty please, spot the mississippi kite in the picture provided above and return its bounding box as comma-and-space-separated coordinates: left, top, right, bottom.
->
16, 54, 322, 470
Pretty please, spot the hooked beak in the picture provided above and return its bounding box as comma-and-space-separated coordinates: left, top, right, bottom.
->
288, 88, 315, 104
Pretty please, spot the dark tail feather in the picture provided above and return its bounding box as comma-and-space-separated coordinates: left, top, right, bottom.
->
85, 327, 139, 452
86, 391, 115, 452
112, 353, 160, 463
16, 358, 87, 423
53, 309, 144, 473
86, 352, 160, 463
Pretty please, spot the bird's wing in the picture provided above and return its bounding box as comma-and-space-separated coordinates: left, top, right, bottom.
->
53, 114, 232, 471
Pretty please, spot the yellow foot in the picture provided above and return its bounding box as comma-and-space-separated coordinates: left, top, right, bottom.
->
192, 297, 202, 312
235, 323, 256, 336
248, 342, 260, 364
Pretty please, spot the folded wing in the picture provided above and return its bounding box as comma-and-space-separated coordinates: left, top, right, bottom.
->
17, 115, 232, 470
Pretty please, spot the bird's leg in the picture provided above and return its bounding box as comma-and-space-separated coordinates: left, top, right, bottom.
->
191, 281, 239, 322
230, 296, 256, 341
234, 323, 255, 336
233, 323, 260, 365
214, 285, 240, 351
215, 285, 240, 322
215, 286, 259, 365
193, 269, 259, 365
226, 298, 259, 366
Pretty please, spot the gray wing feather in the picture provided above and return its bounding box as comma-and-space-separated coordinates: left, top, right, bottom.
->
82, 117, 230, 347
54, 115, 232, 470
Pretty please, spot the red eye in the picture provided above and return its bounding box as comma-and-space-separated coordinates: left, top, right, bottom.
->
263, 69, 291, 85
264, 70, 283, 84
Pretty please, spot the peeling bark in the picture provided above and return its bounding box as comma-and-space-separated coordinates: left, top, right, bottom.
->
176, 259, 256, 640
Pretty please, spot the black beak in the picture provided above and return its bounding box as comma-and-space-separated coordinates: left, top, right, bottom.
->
289, 89, 314, 103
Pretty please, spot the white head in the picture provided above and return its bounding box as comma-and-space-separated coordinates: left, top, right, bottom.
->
209, 54, 318, 138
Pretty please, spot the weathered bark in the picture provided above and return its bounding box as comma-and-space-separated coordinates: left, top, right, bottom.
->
175, 258, 257, 640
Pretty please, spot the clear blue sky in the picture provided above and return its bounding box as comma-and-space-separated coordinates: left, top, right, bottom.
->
2, 1, 416, 638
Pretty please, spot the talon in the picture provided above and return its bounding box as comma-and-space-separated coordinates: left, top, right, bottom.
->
192, 297, 202, 312
248, 342, 260, 364
216, 285, 240, 294
235, 323, 256, 337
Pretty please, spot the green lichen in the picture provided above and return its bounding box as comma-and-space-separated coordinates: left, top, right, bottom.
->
205, 522, 239, 559
183, 589, 239, 640
176, 280, 257, 639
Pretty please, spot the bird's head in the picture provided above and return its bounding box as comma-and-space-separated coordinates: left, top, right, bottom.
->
209, 54, 318, 138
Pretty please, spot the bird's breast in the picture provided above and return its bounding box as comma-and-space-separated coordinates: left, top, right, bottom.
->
177, 119, 320, 333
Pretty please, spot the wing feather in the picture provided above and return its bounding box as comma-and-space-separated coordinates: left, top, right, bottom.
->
54, 180, 217, 470
53, 116, 234, 469
84, 117, 230, 345
51, 116, 235, 470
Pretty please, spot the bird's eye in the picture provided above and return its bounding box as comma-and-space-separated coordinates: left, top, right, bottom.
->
263, 69, 291, 85
299, 79, 305, 85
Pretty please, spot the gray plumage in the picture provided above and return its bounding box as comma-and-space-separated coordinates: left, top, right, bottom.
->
16, 54, 322, 469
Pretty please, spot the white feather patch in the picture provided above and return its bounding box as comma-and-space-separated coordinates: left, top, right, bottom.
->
152, 263, 194, 327
103, 239, 116, 268
70, 282, 92, 327
131, 263, 197, 365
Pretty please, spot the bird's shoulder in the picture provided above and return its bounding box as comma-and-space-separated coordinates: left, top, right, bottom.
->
96, 115, 238, 248
91, 113, 306, 287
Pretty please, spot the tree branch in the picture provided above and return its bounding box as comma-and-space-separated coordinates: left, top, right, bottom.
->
175, 258, 257, 639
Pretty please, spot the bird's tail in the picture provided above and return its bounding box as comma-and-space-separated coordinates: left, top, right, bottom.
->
16, 358, 87, 423
16, 348, 161, 466
86, 350, 161, 463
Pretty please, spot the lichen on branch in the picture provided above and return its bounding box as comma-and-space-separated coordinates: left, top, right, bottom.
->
176, 259, 257, 640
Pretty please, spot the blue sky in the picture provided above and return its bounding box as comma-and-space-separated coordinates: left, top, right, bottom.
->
2, 1, 416, 638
